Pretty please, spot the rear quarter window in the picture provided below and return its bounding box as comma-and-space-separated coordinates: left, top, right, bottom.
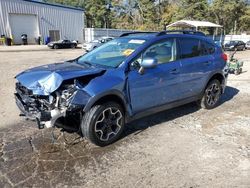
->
179, 38, 215, 59
179, 38, 200, 59
200, 40, 215, 55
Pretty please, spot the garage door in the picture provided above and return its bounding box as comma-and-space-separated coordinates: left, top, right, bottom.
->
9, 14, 39, 44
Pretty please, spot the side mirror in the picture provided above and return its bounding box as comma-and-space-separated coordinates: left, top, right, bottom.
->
141, 58, 158, 68
139, 58, 158, 74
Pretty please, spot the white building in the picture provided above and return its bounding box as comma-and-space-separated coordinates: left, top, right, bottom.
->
0, 0, 84, 44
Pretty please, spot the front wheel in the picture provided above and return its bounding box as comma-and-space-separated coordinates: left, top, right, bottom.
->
81, 102, 125, 146
198, 79, 222, 109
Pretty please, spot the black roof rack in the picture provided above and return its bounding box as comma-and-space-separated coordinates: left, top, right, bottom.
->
119, 30, 206, 38
157, 30, 206, 36
119, 32, 157, 37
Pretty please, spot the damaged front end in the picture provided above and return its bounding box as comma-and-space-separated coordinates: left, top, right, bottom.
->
15, 80, 90, 130
14, 62, 105, 130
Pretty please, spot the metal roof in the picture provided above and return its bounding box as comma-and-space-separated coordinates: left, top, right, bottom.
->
166, 20, 222, 28
22, 0, 84, 11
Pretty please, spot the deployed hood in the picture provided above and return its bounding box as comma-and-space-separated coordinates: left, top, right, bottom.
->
16, 62, 105, 95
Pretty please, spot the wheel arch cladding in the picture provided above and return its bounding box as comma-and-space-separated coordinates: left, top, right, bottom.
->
87, 94, 127, 116
209, 73, 225, 85
206, 73, 225, 94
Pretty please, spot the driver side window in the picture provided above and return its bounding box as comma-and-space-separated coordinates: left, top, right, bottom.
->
131, 38, 177, 69
143, 38, 176, 64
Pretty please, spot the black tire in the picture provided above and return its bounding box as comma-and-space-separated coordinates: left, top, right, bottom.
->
71, 44, 76, 48
198, 79, 222, 109
54, 44, 59, 49
234, 69, 240, 75
81, 102, 125, 147
239, 68, 243, 74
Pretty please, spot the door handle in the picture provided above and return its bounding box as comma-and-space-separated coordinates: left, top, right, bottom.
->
170, 68, 179, 74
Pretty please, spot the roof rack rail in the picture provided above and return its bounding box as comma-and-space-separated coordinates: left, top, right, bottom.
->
119, 31, 157, 37
157, 30, 206, 36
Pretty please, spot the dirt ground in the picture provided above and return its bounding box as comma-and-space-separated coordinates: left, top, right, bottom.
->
0, 47, 250, 187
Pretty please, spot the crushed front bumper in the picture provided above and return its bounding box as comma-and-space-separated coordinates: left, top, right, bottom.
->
15, 92, 66, 129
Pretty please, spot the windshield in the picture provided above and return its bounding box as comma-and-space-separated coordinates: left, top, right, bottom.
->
78, 38, 146, 68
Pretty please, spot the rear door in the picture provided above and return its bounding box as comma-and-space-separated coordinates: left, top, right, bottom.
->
178, 37, 215, 98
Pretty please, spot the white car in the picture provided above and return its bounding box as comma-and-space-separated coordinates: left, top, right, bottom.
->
82, 37, 114, 52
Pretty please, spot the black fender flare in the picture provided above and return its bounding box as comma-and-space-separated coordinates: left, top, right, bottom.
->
201, 71, 226, 97
83, 90, 130, 115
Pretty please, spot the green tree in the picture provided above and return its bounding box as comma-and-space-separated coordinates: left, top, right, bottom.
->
209, 0, 247, 34
111, 0, 140, 29
239, 7, 250, 32
160, 3, 180, 30
44, 0, 250, 33
83, 0, 113, 28
177, 0, 209, 20
136, 0, 158, 30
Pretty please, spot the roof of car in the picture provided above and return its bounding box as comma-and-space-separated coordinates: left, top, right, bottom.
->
119, 30, 208, 41
121, 34, 158, 40
120, 33, 211, 44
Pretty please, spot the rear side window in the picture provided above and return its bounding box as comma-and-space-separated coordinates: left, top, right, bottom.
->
179, 38, 215, 58
179, 38, 200, 59
200, 41, 215, 55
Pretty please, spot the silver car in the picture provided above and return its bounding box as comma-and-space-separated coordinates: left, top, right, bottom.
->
82, 37, 114, 52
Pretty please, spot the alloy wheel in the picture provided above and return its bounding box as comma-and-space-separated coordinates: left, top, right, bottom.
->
206, 83, 221, 106
95, 107, 123, 142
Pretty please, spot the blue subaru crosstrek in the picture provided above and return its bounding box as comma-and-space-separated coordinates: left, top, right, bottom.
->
15, 31, 228, 146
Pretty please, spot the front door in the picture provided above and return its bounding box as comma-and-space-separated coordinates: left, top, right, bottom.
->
128, 38, 182, 114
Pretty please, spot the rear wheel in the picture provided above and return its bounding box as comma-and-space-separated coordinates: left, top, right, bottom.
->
198, 79, 222, 109
71, 44, 76, 48
81, 102, 125, 146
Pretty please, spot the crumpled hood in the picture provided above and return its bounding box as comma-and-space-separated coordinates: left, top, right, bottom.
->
15, 62, 105, 95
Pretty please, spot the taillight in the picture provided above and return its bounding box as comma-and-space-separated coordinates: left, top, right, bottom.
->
221, 53, 228, 62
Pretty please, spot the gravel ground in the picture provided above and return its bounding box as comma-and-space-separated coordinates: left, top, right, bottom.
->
0, 47, 250, 187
